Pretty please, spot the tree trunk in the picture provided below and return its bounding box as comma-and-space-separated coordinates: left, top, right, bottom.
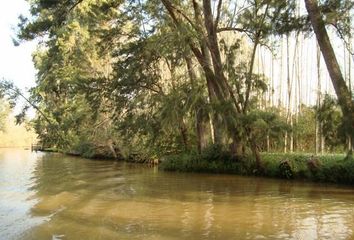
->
190, 0, 226, 146
244, 37, 259, 112
196, 109, 209, 153
107, 139, 118, 159
320, 126, 325, 154
201, 0, 242, 150
348, 137, 353, 152
290, 116, 294, 153
185, 56, 209, 153
266, 133, 270, 152
161, 0, 259, 161
179, 121, 189, 151
315, 119, 319, 154
284, 131, 288, 153
248, 129, 263, 172
305, 0, 354, 151
347, 34, 352, 152
315, 43, 321, 155
202, 0, 226, 90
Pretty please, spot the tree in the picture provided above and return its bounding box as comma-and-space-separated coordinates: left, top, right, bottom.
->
13, 0, 352, 162
304, 0, 354, 152
316, 94, 347, 152
0, 101, 8, 132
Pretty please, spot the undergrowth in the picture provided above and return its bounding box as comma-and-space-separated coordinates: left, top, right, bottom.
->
160, 146, 353, 185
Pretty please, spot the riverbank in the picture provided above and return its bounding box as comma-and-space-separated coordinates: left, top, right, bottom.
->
36, 144, 353, 185
159, 146, 354, 185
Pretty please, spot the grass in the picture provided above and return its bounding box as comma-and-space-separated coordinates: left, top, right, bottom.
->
159, 146, 354, 185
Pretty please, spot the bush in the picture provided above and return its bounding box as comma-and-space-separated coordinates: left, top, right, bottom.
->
159, 144, 255, 175
261, 152, 353, 184
314, 154, 354, 184
72, 141, 118, 159
161, 150, 354, 185
73, 142, 95, 158
278, 159, 294, 179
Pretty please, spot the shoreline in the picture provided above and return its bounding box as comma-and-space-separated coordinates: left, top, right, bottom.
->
31, 147, 354, 186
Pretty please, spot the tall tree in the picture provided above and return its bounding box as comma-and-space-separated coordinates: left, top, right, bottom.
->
304, 0, 354, 152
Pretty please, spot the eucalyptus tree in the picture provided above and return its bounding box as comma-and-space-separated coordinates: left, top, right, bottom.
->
14, 0, 301, 163
304, 0, 354, 152
158, 0, 302, 168
14, 0, 352, 161
16, 0, 122, 151
108, 27, 200, 156
17, 0, 206, 156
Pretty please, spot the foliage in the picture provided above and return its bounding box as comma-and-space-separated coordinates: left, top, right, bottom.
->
242, 108, 290, 149
0, 101, 8, 132
293, 106, 316, 152
4, 0, 351, 165
261, 152, 354, 184
315, 94, 347, 150
162, 151, 353, 185
160, 144, 255, 174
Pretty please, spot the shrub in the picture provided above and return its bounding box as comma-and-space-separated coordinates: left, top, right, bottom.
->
278, 159, 294, 179
161, 150, 353, 185
159, 144, 255, 175
74, 142, 96, 158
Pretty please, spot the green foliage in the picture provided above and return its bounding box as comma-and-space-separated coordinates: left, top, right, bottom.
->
236, 0, 307, 39
315, 94, 347, 150
72, 142, 98, 158
293, 106, 316, 152
261, 153, 354, 184
0, 80, 22, 109
243, 109, 289, 142
160, 144, 255, 174
319, 0, 354, 37
160, 151, 354, 185
278, 160, 294, 179
318, 157, 354, 184
162, 151, 354, 185
11, 0, 352, 163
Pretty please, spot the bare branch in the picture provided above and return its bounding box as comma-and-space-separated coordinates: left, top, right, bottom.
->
170, 4, 198, 31
68, 0, 84, 13
215, 0, 223, 28
217, 27, 250, 34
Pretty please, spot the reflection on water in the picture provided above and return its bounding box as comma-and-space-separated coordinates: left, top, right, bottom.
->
0, 150, 47, 240
0, 149, 354, 240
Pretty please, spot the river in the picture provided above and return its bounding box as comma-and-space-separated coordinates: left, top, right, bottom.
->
0, 149, 353, 239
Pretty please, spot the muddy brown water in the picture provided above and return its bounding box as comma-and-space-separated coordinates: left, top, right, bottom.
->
0, 149, 353, 239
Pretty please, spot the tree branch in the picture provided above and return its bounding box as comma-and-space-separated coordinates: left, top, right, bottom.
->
217, 27, 251, 34
215, 0, 223, 28
68, 0, 84, 13
170, 5, 198, 31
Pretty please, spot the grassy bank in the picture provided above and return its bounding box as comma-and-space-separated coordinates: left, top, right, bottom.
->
38, 143, 354, 185
159, 145, 354, 185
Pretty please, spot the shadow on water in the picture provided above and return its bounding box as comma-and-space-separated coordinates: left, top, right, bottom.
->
0, 149, 353, 240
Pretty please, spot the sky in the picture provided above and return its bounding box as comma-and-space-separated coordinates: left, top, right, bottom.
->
0, 0, 37, 117
0, 0, 36, 92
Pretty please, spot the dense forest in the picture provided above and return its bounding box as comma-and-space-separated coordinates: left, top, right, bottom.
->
0, 0, 353, 176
